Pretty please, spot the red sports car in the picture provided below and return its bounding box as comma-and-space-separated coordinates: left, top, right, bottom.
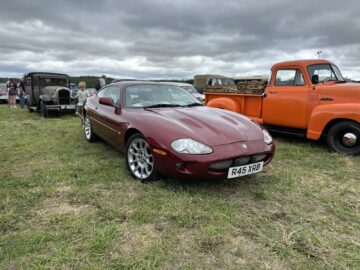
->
83, 81, 275, 181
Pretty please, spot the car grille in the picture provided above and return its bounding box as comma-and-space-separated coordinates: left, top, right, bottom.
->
58, 89, 71, 105
209, 154, 269, 170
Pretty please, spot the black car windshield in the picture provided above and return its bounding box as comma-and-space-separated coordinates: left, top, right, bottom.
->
40, 78, 68, 87
308, 64, 345, 82
125, 85, 202, 108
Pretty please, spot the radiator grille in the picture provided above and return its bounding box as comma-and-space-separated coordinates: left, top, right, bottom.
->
58, 89, 70, 105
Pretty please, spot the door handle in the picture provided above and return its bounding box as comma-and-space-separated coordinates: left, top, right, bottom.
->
269, 91, 278, 94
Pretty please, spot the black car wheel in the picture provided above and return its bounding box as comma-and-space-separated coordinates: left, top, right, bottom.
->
40, 101, 48, 118
84, 113, 97, 142
126, 133, 158, 182
327, 121, 360, 155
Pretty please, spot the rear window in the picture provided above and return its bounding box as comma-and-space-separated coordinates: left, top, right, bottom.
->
275, 69, 305, 86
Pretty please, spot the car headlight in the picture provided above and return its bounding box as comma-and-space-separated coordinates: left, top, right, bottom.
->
262, 129, 273, 145
171, 139, 213, 154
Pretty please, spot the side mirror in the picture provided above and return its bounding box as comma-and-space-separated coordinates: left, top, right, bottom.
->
99, 97, 114, 106
311, 74, 319, 84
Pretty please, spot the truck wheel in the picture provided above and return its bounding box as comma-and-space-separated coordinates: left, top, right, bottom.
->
125, 133, 159, 182
327, 121, 360, 155
40, 101, 48, 118
84, 113, 97, 142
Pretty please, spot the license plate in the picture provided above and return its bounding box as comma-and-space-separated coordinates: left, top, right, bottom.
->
227, 162, 264, 179
61, 105, 75, 109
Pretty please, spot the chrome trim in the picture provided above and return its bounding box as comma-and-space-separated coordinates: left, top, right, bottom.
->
90, 117, 118, 133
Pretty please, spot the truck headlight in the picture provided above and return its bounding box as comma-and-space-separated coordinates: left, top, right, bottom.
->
262, 129, 273, 145
171, 139, 213, 154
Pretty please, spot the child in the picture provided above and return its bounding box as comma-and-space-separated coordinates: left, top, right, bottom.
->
75, 81, 90, 117
7, 79, 17, 108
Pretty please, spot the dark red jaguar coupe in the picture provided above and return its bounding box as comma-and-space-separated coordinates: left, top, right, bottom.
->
83, 81, 275, 181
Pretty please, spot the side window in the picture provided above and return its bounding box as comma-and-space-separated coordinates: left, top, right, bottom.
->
275, 69, 305, 86
98, 86, 120, 103
97, 87, 108, 98
105, 86, 121, 103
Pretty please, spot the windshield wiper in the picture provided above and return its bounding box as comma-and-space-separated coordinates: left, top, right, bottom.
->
182, 102, 204, 107
143, 103, 180, 108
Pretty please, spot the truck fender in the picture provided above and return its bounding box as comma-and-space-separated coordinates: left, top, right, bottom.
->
39, 95, 52, 104
207, 97, 241, 112
307, 103, 360, 140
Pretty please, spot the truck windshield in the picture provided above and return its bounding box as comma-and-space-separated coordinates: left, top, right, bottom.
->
40, 78, 68, 87
307, 64, 345, 82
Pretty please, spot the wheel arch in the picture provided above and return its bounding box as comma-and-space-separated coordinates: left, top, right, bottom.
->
307, 104, 360, 140
207, 97, 241, 112
124, 128, 142, 145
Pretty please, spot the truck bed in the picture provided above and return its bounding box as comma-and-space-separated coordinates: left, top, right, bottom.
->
205, 92, 264, 123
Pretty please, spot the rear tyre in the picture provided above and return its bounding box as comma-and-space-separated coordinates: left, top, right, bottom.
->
40, 101, 48, 118
327, 121, 360, 155
84, 113, 97, 142
125, 133, 159, 182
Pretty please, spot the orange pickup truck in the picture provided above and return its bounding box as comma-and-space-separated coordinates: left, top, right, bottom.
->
205, 60, 360, 155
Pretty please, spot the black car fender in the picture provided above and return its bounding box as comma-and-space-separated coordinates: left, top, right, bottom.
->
39, 95, 52, 104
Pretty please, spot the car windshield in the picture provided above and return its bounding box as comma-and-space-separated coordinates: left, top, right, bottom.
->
125, 85, 202, 108
307, 64, 345, 82
180, 85, 198, 93
40, 78, 68, 87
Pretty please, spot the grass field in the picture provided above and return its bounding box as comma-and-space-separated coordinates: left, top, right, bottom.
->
0, 104, 359, 269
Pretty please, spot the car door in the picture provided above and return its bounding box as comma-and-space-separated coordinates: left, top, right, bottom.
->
262, 68, 310, 129
95, 85, 126, 149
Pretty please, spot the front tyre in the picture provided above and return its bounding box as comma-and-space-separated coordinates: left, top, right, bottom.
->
84, 113, 97, 142
327, 121, 360, 155
126, 133, 158, 182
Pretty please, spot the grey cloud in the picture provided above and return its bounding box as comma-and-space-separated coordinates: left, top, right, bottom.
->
1, 0, 360, 79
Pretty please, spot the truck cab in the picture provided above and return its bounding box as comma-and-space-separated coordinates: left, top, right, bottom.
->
205, 60, 360, 155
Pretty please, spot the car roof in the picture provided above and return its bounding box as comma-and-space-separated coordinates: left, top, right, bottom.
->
108, 81, 194, 88
158, 81, 194, 87
272, 59, 333, 70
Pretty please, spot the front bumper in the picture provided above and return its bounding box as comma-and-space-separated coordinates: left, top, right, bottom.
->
44, 104, 76, 111
152, 140, 275, 180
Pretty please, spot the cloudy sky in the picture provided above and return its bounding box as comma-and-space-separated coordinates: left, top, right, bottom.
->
1, 0, 360, 80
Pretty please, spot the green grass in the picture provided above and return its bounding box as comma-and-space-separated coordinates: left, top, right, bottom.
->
0, 104, 359, 269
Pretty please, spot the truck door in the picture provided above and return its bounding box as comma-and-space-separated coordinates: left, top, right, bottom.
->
262, 68, 310, 129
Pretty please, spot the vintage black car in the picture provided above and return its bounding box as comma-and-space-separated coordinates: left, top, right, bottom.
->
24, 72, 76, 117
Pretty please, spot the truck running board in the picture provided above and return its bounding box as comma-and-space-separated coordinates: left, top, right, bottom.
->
263, 125, 307, 137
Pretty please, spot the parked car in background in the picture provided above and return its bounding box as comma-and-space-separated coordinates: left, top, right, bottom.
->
24, 72, 76, 117
0, 83, 8, 103
206, 59, 360, 155
0, 82, 22, 103
85, 88, 97, 96
83, 81, 275, 181
70, 83, 78, 97
162, 82, 204, 102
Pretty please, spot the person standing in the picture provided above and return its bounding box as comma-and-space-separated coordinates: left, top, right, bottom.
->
75, 81, 90, 118
7, 79, 17, 108
18, 78, 26, 109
